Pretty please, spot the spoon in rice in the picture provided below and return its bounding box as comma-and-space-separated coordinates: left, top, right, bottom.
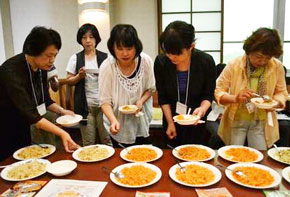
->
118, 143, 131, 154
32, 142, 49, 149
0, 160, 33, 168
167, 144, 183, 156
0, 165, 10, 168
216, 164, 245, 177
175, 159, 186, 173
252, 93, 272, 102
101, 166, 124, 179
273, 144, 282, 158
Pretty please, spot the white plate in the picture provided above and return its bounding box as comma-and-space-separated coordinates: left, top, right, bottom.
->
13, 144, 56, 160
282, 166, 290, 183
47, 160, 77, 176
118, 105, 138, 114
56, 114, 83, 127
218, 145, 263, 163
1, 159, 51, 181
172, 144, 215, 162
72, 144, 115, 162
173, 115, 200, 125
225, 163, 281, 189
85, 68, 99, 74
120, 145, 163, 163
169, 161, 222, 187
250, 98, 278, 109
110, 163, 162, 188
267, 147, 290, 165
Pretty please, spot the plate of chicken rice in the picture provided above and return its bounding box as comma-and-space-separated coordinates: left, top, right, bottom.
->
110, 163, 162, 188
218, 145, 263, 163
172, 144, 215, 162
225, 163, 281, 189
120, 145, 163, 162
169, 161, 221, 187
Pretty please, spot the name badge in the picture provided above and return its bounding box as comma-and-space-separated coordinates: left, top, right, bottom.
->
245, 102, 255, 114
37, 103, 47, 116
176, 102, 187, 115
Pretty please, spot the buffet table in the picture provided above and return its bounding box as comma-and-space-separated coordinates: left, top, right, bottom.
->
0, 149, 289, 197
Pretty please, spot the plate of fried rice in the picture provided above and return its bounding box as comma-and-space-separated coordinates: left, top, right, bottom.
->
72, 144, 115, 162
13, 144, 56, 160
1, 159, 51, 181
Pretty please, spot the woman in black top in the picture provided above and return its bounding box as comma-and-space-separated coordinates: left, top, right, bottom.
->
154, 21, 216, 146
65, 24, 111, 146
0, 26, 79, 161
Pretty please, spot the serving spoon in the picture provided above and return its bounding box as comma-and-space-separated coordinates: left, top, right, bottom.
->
216, 164, 245, 177
273, 144, 282, 158
118, 143, 131, 154
252, 93, 272, 102
175, 159, 186, 173
101, 166, 124, 179
32, 142, 49, 149
167, 144, 182, 156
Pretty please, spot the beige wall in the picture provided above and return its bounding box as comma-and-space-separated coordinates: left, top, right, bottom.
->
110, 0, 158, 61
0, 0, 158, 77
0, 8, 5, 64
8, 0, 80, 78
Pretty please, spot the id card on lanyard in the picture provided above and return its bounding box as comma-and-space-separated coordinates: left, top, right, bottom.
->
26, 60, 47, 116
176, 67, 191, 115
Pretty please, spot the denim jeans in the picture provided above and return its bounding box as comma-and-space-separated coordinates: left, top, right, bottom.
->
231, 120, 266, 150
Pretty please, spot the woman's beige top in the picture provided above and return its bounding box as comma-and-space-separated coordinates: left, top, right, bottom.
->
215, 55, 287, 148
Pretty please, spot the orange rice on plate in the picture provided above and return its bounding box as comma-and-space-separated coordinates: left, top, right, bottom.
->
117, 165, 156, 186
176, 115, 185, 120
232, 166, 274, 187
225, 148, 258, 162
122, 105, 134, 111
125, 147, 157, 162
178, 146, 210, 161
176, 164, 215, 185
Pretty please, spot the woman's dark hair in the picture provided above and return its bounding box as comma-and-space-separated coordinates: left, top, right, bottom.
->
107, 24, 143, 58
77, 23, 101, 47
243, 27, 283, 58
23, 26, 61, 56
160, 21, 195, 55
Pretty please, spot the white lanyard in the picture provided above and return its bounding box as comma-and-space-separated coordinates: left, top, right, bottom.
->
176, 66, 191, 105
26, 61, 44, 106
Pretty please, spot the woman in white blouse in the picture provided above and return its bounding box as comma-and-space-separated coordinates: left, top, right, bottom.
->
99, 24, 155, 147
